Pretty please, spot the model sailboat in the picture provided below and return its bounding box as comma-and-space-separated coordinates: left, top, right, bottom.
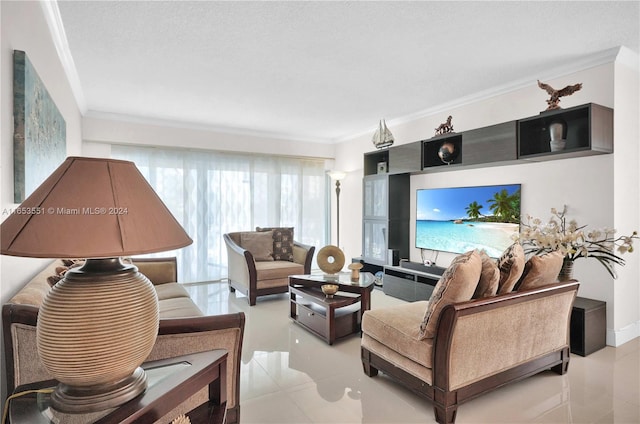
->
372, 119, 394, 149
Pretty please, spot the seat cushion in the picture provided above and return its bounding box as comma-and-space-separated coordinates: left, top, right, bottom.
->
255, 261, 304, 280
362, 301, 433, 368
155, 282, 191, 301
158, 297, 204, 318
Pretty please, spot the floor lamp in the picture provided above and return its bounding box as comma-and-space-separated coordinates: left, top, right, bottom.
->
328, 171, 346, 247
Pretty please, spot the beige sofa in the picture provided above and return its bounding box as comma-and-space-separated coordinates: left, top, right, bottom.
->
224, 229, 315, 306
2, 257, 245, 424
361, 248, 578, 424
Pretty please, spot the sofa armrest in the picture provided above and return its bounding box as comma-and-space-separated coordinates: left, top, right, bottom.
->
224, 233, 257, 288
148, 313, 245, 422
433, 281, 579, 392
2, 304, 52, 395
293, 241, 315, 273
132, 257, 178, 285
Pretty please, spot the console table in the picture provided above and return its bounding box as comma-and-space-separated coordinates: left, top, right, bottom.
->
7, 350, 228, 424
289, 272, 375, 345
570, 297, 606, 356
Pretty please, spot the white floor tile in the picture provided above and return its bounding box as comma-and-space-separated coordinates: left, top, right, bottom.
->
186, 282, 640, 424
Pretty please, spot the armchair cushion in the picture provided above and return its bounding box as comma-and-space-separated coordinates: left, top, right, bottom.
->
497, 243, 525, 294
256, 226, 294, 261
419, 250, 482, 339
240, 230, 274, 261
516, 250, 564, 291
362, 301, 433, 368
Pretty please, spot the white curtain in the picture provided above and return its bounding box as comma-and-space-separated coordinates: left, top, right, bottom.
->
112, 145, 327, 283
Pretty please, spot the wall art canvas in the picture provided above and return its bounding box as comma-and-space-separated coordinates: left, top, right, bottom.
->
13, 50, 66, 203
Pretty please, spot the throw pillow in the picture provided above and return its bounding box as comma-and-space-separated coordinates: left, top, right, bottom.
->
473, 250, 500, 298
516, 251, 564, 291
240, 231, 274, 261
47, 259, 84, 286
496, 243, 525, 294
418, 250, 482, 339
256, 227, 294, 261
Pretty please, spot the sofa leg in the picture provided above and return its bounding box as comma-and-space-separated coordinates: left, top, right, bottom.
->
249, 295, 257, 306
551, 347, 570, 375
361, 348, 378, 377
225, 405, 240, 424
434, 404, 457, 424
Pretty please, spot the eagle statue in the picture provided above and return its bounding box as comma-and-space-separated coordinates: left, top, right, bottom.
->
537, 80, 583, 111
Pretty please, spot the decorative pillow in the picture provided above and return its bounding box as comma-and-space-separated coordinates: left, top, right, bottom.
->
240, 231, 274, 261
516, 251, 565, 291
418, 250, 482, 339
496, 243, 525, 294
47, 259, 84, 286
256, 227, 294, 261
473, 250, 500, 299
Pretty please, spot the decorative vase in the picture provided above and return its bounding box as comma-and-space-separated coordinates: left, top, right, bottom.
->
549, 119, 567, 152
558, 259, 574, 281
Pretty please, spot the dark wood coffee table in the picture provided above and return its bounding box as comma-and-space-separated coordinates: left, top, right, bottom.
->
288, 272, 375, 345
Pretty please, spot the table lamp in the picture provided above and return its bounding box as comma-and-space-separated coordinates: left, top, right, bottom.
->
0, 157, 192, 412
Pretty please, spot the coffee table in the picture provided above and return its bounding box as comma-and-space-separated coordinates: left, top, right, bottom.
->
288, 272, 375, 345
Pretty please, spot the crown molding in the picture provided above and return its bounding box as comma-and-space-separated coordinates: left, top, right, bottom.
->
84, 110, 332, 145
40, 0, 87, 113
335, 47, 624, 144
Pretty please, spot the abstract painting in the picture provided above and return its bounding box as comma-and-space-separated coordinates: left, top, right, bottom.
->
13, 50, 66, 203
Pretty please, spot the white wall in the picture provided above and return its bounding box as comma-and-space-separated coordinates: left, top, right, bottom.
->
1, 0, 83, 403
334, 61, 640, 346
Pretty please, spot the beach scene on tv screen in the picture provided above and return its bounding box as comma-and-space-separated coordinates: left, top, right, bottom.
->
416, 184, 521, 258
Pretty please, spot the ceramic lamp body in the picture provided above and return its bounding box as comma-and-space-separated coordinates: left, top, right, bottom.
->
37, 259, 159, 412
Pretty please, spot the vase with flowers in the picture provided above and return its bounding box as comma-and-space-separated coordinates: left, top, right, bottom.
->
518, 205, 638, 280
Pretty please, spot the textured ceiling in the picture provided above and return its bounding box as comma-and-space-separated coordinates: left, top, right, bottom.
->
56, 1, 639, 143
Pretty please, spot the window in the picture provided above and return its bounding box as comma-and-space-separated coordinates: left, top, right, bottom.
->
112, 145, 327, 282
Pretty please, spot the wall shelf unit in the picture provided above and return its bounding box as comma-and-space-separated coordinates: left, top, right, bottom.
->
359, 102, 614, 271
518, 103, 613, 160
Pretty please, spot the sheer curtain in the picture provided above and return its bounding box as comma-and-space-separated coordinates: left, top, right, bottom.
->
112, 145, 327, 283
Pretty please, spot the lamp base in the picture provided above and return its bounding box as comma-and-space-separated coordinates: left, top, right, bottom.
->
51, 367, 147, 413
37, 258, 159, 413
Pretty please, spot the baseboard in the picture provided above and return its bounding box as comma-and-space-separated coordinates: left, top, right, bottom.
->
608, 320, 640, 347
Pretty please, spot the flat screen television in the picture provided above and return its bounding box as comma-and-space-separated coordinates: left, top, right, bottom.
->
416, 184, 521, 258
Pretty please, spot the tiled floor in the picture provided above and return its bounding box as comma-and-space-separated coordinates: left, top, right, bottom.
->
185, 282, 640, 424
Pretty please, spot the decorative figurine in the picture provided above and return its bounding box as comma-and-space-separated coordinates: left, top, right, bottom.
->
372, 119, 395, 149
434, 115, 454, 136
537, 80, 583, 111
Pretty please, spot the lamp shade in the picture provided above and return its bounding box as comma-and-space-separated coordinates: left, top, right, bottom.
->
328, 170, 346, 181
1, 156, 192, 258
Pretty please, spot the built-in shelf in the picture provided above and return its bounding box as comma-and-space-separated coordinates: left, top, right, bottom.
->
518, 103, 613, 160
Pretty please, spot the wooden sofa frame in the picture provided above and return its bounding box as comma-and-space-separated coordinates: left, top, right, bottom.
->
361, 280, 579, 424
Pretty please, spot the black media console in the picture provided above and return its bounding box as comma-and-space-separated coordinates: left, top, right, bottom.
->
382, 262, 445, 302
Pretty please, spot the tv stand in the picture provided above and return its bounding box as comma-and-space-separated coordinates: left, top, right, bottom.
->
383, 264, 443, 302
399, 260, 446, 276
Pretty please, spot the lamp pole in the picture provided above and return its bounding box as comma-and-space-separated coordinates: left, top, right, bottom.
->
328, 171, 347, 247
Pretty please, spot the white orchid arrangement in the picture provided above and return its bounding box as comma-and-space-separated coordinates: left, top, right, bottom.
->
518, 205, 638, 278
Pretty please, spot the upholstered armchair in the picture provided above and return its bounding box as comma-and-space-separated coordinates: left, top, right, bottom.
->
224, 228, 315, 306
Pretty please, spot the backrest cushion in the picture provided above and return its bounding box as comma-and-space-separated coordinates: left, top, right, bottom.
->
516, 251, 564, 291
240, 231, 274, 261
419, 250, 482, 339
256, 227, 294, 261
497, 243, 525, 294
473, 250, 500, 299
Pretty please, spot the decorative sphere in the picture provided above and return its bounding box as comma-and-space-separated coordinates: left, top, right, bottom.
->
438, 142, 457, 164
